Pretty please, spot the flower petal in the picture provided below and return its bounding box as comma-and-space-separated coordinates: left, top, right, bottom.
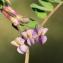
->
30, 38, 35, 45
32, 29, 38, 39
42, 28, 48, 35
27, 38, 35, 46
10, 17, 19, 26
41, 36, 47, 44
39, 35, 47, 45
21, 31, 28, 39
27, 39, 32, 46
22, 17, 30, 23
37, 27, 48, 36
26, 29, 33, 38
38, 27, 44, 36
11, 41, 19, 47
17, 45, 28, 54
16, 37, 25, 45
17, 47, 24, 54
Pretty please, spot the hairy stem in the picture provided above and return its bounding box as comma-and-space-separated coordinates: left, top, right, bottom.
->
41, 2, 63, 27
25, 48, 29, 63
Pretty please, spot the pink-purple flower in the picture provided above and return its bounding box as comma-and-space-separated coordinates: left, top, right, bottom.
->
21, 29, 35, 46
1, 5, 30, 26
11, 27, 48, 54
34, 27, 48, 44
11, 37, 29, 54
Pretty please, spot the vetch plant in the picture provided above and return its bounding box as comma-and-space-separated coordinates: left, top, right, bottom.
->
31, 0, 62, 19
11, 27, 48, 48
0, 0, 63, 63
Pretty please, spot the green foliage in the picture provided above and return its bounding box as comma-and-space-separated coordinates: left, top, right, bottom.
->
25, 20, 37, 28
35, 11, 47, 19
39, 0, 54, 11
0, 0, 62, 31
48, 0, 62, 3
0, 5, 3, 10
0, 0, 11, 9
0, 0, 4, 9
18, 19, 37, 31
31, 3, 52, 11
30, 0, 62, 19
0, 0, 38, 30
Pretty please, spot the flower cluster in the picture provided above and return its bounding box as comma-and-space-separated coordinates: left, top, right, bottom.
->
11, 27, 48, 54
1, 5, 30, 26
0, 0, 48, 55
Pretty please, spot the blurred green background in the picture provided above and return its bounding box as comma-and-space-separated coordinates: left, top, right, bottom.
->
0, 0, 63, 63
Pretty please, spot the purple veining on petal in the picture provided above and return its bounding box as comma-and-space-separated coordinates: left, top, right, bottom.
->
20, 45, 28, 53
38, 35, 47, 45
42, 36, 47, 44
27, 38, 35, 46
32, 29, 37, 39
29, 38, 35, 45
34, 27, 38, 34
17, 45, 28, 54
21, 27, 48, 46
11, 27, 48, 55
